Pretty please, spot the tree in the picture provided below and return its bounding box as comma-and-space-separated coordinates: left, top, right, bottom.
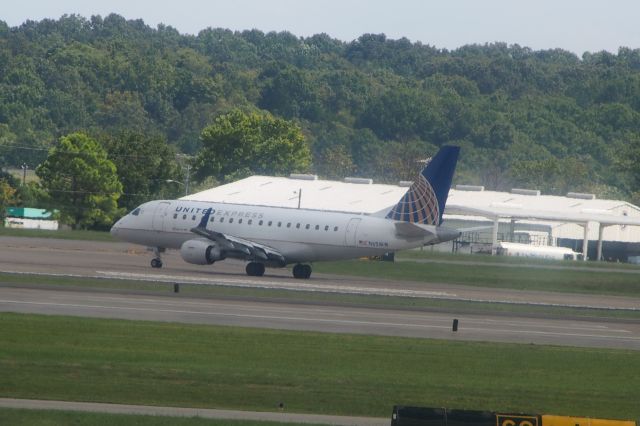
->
36, 132, 123, 229
0, 179, 18, 221
259, 65, 322, 120
315, 145, 356, 180
193, 109, 311, 182
101, 131, 180, 210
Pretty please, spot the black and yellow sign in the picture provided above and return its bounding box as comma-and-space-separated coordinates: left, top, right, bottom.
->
496, 414, 540, 426
541, 415, 636, 426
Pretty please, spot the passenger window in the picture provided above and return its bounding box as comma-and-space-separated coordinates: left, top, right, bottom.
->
278, 222, 282, 227
192, 215, 196, 220
220, 217, 224, 223
286, 223, 291, 228
305, 224, 310, 230
229, 218, 234, 224
182, 214, 187, 220
209, 216, 215, 222
248, 219, 252, 225
334, 226, 338, 231
296, 223, 300, 229
267, 221, 272, 226
238, 218, 243, 224
260, 220, 264, 226
173, 213, 177, 219
324, 225, 329, 231
315, 225, 319, 230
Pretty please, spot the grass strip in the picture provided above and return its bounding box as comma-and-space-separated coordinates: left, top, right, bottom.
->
0, 312, 638, 419
397, 249, 640, 269
2, 272, 638, 321
315, 259, 640, 297
0, 407, 316, 426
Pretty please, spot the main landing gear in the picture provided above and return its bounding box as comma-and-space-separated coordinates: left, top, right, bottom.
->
150, 247, 164, 268
246, 262, 266, 277
292, 264, 312, 279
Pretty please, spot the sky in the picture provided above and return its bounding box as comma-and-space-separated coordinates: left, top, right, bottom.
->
3, 0, 639, 55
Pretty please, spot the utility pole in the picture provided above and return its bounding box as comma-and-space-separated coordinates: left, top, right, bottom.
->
21, 163, 28, 186
184, 164, 191, 196
175, 153, 193, 197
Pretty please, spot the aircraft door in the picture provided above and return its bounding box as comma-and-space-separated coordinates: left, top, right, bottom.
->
344, 218, 361, 246
152, 202, 171, 231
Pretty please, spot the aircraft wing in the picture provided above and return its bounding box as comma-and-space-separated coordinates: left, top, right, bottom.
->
190, 209, 286, 266
446, 204, 640, 227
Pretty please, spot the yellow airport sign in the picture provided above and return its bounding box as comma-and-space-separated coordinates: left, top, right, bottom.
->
542, 415, 636, 426
497, 414, 540, 426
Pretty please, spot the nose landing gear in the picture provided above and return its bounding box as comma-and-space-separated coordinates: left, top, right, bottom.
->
150, 247, 164, 268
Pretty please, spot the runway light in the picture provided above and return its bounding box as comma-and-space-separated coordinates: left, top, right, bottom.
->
452, 319, 459, 332
174, 283, 180, 293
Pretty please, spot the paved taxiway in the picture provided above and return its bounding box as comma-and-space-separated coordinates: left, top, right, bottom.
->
0, 398, 388, 426
0, 237, 639, 350
2, 286, 639, 349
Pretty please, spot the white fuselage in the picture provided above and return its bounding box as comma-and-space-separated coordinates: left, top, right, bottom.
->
111, 199, 442, 264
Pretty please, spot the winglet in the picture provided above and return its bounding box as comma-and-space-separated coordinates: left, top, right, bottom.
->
196, 208, 213, 230
386, 146, 459, 226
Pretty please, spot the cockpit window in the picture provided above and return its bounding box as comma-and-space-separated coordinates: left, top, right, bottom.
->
131, 208, 141, 216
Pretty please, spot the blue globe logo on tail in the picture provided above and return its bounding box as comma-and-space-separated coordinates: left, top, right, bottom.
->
386, 146, 460, 226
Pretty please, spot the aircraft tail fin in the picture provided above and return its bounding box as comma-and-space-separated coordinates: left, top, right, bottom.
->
385, 146, 459, 226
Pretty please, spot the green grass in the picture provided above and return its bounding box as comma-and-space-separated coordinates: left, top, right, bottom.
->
315, 259, 640, 297
2, 272, 638, 320
0, 408, 317, 426
398, 248, 640, 270
0, 313, 639, 419
0, 227, 115, 241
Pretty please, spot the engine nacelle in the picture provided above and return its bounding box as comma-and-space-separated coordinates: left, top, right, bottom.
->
180, 239, 224, 265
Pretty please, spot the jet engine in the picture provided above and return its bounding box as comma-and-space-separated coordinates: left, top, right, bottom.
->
180, 239, 225, 265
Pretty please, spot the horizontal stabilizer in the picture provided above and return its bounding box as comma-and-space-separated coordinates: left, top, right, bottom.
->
394, 222, 434, 238
458, 225, 494, 233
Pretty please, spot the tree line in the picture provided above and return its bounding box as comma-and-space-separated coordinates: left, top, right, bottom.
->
1, 14, 640, 228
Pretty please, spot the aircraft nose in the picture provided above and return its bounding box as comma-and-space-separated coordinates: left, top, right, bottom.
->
110, 218, 122, 238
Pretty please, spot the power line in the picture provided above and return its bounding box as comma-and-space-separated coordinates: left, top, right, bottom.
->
0, 143, 192, 161
31, 188, 176, 197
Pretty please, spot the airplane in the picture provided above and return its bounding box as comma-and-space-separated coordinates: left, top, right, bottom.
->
110, 145, 461, 279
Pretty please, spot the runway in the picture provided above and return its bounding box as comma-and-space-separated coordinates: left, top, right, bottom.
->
1, 236, 639, 350
2, 286, 640, 350
0, 398, 388, 426
2, 237, 639, 310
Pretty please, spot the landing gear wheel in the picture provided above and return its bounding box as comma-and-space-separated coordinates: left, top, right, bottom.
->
246, 262, 265, 277
150, 247, 164, 269
292, 264, 312, 279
